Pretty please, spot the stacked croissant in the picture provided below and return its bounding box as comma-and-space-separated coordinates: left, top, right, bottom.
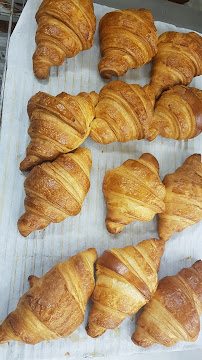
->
1, 0, 202, 352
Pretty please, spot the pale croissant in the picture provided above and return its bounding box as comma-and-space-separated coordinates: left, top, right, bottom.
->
90, 81, 155, 144
158, 154, 202, 241
86, 238, 165, 338
18, 148, 92, 237
148, 85, 202, 141
0, 248, 97, 344
33, 0, 96, 79
132, 260, 202, 347
150, 31, 202, 98
20, 91, 98, 171
98, 9, 158, 79
103, 153, 165, 234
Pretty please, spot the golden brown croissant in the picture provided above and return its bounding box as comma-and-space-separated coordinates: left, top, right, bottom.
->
132, 260, 202, 347
0, 248, 97, 344
33, 0, 96, 79
148, 85, 202, 141
98, 9, 158, 79
18, 147, 92, 237
20, 91, 98, 171
86, 238, 165, 338
102, 153, 165, 234
158, 154, 202, 241
150, 31, 202, 99
89, 81, 155, 144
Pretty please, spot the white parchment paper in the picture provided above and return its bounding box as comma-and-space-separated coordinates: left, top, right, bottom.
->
0, 1, 202, 359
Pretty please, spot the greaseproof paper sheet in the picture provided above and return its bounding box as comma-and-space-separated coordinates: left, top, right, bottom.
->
0, 1, 202, 359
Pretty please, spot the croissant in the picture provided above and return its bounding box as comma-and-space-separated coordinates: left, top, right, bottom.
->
20, 91, 98, 171
102, 153, 165, 234
132, 260, 202, 347
89, 81, 155, 144
33, 0, 96, 79
158, 154, 202, 241
98, 9, 158, 79
0, 248, 97, 344
148, 85, 202, 141
150, 31, 202, 99
18, 148, 92, 237
86, 238, 165, 338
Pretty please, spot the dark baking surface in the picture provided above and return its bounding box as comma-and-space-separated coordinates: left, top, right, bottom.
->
94, 0, 202, 33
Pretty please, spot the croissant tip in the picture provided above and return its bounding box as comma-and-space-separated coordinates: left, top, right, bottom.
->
84, 248, 98, 262
0, 326, 10, 344
33, 62, 50, 80
18, 228, 31, 238
192, 260, 202, 274
140, 153, 160, 172
19, 161, 31, 172
158, 232, 170, 242
106, 221, 124, 234
131, 334, 151, 348
85, 324, 105, 338
17, 215, 36, 237
89, 91, 99, 107
99, 70, 116, 79
20, 155, 43, 172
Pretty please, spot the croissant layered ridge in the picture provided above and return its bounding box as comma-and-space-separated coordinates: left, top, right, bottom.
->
158, 154, 202, 241
102, 153, 166, 234
20, 91, 98, 171
150, 31, 202, 99
86, 238, 165, 338
33, 0, 96, 79
132, 260, 202, 347
90, 81, 155, 144
98, 8, 158, 79
148, 85, 202, 141
18, 148, 92, 237
0, 248, 97, 344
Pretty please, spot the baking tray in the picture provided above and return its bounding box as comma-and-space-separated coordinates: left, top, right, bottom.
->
0, 1, 202, 359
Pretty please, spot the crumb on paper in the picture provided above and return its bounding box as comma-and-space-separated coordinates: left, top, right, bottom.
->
65, 352, 70, 356
101, 150, 104, 153
180, 256, 191, 261
130, 317, 134, 321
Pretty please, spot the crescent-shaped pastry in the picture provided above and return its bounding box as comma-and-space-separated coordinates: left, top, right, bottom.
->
158, 154, 202, 241
33, 0, 96, 79
132, 260, 202, 347
98, 8, 158, 79
150, 31, 202, 98
20, 91, 98, 171
0, 248, 97, 344
148, 85, 202, 141
18, 148, 92, 237
102, 153, 165, 234
90, 81, 155, 144
86, 238, 165, 338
